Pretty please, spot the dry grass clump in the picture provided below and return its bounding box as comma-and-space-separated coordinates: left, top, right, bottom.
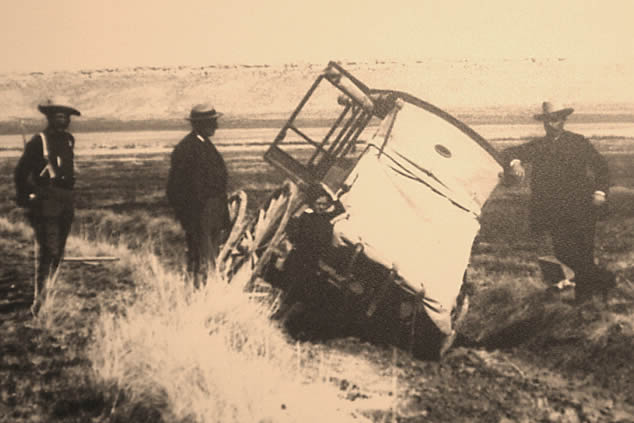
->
0, 213, 369, 421
0, 215, 32, 240
460, 270, 545, 342
463, 252, 634, 354
75, 209, 181, 248
88, 251, 367, 423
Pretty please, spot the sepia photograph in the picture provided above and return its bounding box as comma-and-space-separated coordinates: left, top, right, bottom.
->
0, 1, 633, 422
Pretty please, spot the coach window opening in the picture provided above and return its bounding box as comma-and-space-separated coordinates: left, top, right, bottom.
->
266, 65, 377, 187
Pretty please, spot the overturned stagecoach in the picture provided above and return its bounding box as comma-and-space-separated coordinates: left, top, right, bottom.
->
220, 62, 504, 358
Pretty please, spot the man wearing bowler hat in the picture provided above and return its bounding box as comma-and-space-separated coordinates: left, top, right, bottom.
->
504, 101, 615, 303
167, 104, 230, 287
14, 99, 81, 316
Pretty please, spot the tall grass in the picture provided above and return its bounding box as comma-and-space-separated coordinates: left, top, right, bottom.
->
0, 211, 387, 422
86, 245, 371, 422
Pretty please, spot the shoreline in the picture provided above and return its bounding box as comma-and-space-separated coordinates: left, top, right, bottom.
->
1, 136, 631, 160
2, 113, 634, 136
2, 121, 632, 159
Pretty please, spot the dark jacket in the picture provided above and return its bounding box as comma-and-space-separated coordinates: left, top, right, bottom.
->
286, 202, 345, 271
166, 131, 228, 229
503, 130, 609, 231
14, 130, 75, 215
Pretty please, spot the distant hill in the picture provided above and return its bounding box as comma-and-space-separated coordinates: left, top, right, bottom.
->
1, 59, 633, 134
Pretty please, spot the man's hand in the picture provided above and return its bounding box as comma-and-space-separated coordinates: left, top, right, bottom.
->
592, 191, 607, 207
508, 159, 525, 182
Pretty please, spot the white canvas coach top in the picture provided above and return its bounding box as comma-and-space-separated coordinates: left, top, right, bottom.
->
334, 102, 502, 334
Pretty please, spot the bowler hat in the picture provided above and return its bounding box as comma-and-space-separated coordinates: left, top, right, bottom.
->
186, 103, 223, 121
38, 98, 81, 117
533, 101, 574, 121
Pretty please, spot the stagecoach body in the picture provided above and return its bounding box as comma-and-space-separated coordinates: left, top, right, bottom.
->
222, 62, 503, 357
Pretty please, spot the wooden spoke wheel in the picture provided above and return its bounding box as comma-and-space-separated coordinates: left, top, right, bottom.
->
220, 181, 300, 290
217, 190, 248, 267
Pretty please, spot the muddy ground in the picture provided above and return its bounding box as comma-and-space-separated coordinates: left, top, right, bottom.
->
1, 148, 633, 422
0, 227, 128, 422
1, 219, 633, 423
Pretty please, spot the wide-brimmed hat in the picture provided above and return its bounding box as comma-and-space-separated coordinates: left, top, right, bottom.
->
186, 103, 223, 121
533, 101, 574, 121
38, 98, 81, 117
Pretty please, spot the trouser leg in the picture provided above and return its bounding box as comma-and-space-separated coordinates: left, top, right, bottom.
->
30, 214, 70, 305
550, 216, 599, 299
185, 230, 202, 288
30, 218, 48, 302
53, 210, 73, 272
185, 220, 214, 288
182, 197, 228, 288
199, 214, 214, 279
200, 197, 230, 280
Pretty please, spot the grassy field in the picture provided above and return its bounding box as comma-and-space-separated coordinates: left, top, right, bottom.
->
0, 133, 633, 422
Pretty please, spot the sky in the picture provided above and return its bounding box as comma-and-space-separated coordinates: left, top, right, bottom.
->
1, 0, 633, 73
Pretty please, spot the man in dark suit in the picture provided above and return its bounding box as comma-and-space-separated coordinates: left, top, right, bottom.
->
14, 99, 80, 316
504, 101, 615, 303
166, 104, 230, 287
272, 184, 345, 322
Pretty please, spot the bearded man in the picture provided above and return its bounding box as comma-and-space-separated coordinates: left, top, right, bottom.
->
503, 101, 615, 303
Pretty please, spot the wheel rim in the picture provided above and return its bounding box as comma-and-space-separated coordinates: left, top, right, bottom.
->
222, 181, 300, 289
217, 190, 248, 267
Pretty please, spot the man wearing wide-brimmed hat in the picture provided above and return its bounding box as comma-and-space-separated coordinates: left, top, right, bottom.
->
14, 99, 81, 316
166, 104, 230, 287
503, 101, 615, 303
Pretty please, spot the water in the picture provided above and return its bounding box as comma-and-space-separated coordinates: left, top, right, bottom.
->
473, 122, 634, 140
1, 122, 632, 157
0, 128, 281, 157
